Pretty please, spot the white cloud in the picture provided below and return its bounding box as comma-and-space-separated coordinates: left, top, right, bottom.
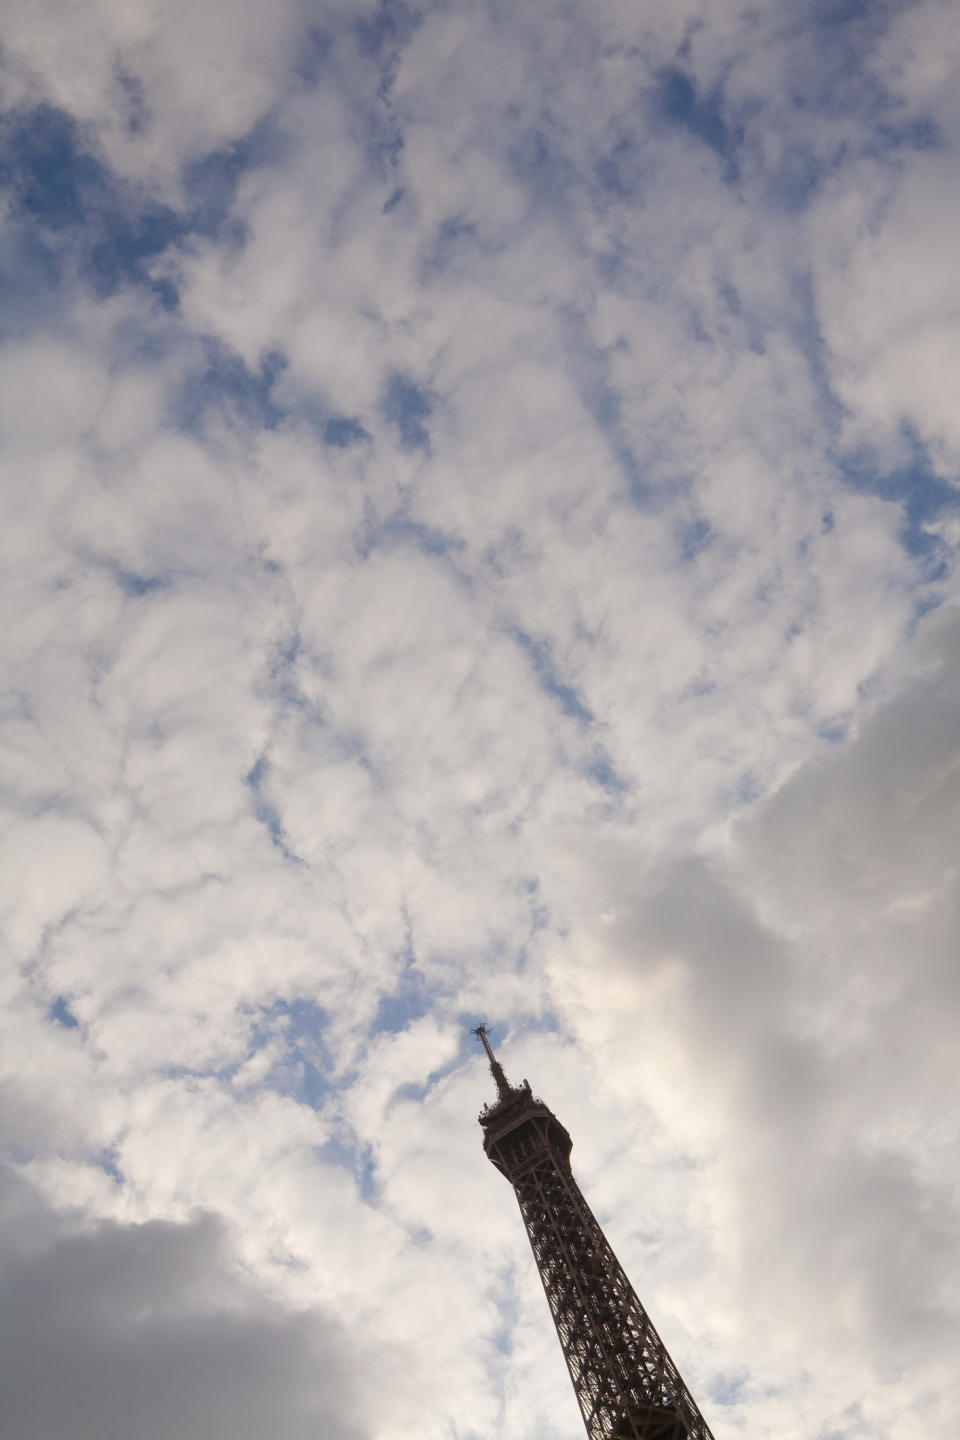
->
1, 2, 959, 1438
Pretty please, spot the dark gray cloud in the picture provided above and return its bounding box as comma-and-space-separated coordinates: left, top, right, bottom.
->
0, 1185, 364, 1440
555, 605, 960, 1415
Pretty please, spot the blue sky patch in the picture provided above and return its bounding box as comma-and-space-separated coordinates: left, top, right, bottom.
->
875, 114, 942, 154
238, 998, 333, 1110
559, 312, 652, 504
86, 203, 183, 302
813, 0, 869, 25
177, 342, 287, 433
49, 995, 79, 1029
710, 1372, 747, 1406
509, 124, 577, 211
654, 67, 741, 177
764, 141, 827, 213
373, 977, 429, 1035
245, 753, 300, 861
323, 414, 371, 448
0, 101, 295, 309
353, 0, 420, 62
422, 214, 479, 280
817, 717, 848, 744
373, 928, 429, 1037
264, 627, 329, 725
0, 102, 186, 305
367, 513, 464, 562
586, 750, 629, 796
293, 26, 335, 87
277, 999, 332, 1109
841, 430, 960, 561
114, 66, 148, 137
320, 1130, 378, 1201
96, 1147, 124, 1184
676, 515, 713, 562
382, 372, 433, 452
594, 134, 643, 202
512, 628, 593, 725
115, 569, 170, 598
183, 119, 288, 242
1, 103, 104, 231
201, 1000, 332, 1113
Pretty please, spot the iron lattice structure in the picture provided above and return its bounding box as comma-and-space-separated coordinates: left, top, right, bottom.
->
474, 1027, 715, 1440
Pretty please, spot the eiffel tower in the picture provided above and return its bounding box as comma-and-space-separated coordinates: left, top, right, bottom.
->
474, 1026, 715, 1440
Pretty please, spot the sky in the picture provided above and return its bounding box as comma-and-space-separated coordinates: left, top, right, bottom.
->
1, 1, 959, 1437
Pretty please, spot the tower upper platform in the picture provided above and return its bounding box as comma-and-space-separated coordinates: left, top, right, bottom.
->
473, 1025, 573, 1176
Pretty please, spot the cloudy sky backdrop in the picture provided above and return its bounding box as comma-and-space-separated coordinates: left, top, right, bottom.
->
2, 1, 959, 1437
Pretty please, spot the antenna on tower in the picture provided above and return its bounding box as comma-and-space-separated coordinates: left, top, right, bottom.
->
473, 1023, 513, 1103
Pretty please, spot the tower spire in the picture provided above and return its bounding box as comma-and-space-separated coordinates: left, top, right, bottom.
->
472, 1023, 514, 1104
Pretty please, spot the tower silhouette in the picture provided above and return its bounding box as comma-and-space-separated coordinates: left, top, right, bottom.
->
474, 1026, 715, 1440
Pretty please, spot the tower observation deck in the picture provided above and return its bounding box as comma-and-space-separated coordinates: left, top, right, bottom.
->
474, 1026, 715, 1440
